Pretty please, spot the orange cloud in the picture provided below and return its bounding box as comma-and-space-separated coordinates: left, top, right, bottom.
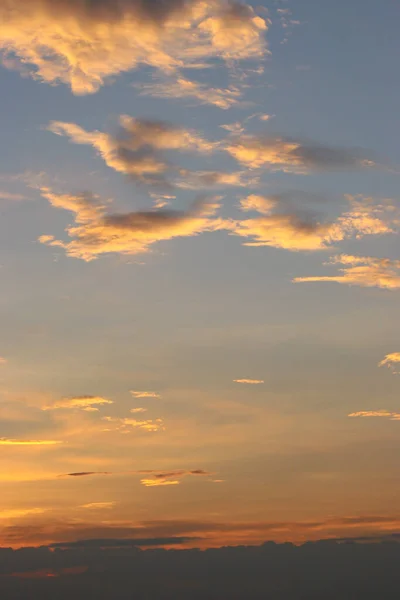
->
141, 479, 180, 487
130, 408, 148, 414
102, 416, 165, 433
39, 188, 225, 261
0, 508, 46, 520
349, 410, 400, 421
80, 502, 116, 510
42, 395, 113, 411
0, 0, 268, 95
139, 469, 213, 486
379, 352, 400, 374
294, 255, 400, 289
233, 378, 264, 384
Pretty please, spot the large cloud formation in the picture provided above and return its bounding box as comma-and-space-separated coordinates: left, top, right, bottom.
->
39, 188, 225, 260
0, 0, 268, 95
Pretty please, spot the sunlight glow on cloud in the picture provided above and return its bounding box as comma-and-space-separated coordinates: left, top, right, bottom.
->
42, 396, 113, 411
0, 0, 268, 95
102, 416, 165, 433
226, 134, 377, 172
80, 502, 116, 510
0, 508, 46, 520
139, 469, 212, 486
130, 391, 161, 399
349, 410, 400, 421
39, 188, 225, 261
228, 195, 396, 251
0, 438, 62, 446
294, 255, 400, 289
233, 378, 264, 384
379, 352, 400, 374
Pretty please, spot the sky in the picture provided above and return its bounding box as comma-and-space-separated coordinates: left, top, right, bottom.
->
0, 0, 399, 551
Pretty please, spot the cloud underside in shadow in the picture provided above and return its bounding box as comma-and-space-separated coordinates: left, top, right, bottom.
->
294, 255, 400, 289
226, 135, 378, 172
0, 0, 268, 95
38, 188, 397, 260
2, 515, 400, 548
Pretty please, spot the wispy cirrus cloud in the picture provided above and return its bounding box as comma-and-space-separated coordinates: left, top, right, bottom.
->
139, 468, 213, 487
226, 134, 378, 172
0, 0, 268, 95
349, 410, 400, 421
294, 255, 400, 290
379, 352, 400, 374
42, 395, 113, 411
39, 188, 225, 261
63, 472, 112, 478
233, 378, 264, 384
228, 194, 396, 252
134, 75, 242, 109
80, 502, 116, 510
0, 191, 27, 201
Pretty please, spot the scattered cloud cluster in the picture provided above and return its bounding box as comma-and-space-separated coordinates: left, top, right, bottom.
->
294, 255, 400, 290
349, 410, 400, 421
379, 352, 400, 374
0, 0, 268, 95
42, 395, 113, 412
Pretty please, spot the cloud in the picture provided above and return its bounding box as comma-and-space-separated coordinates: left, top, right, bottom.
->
0, 438, 62, 446
48, 117, 217, 188
102, 416, 165, 433
130, 407, 148, 414
139, 468, 212, 486
349, 410, 400, 421
294, 255, 400, 289
0, 0, 268, 95
64, 472, 112, 478
80, 502, 116, 510
0, 356, 7, 365
42, 395, 113, 411
228, 194, 396, 252
233, 378, 264, 384
130, 391, 161, 399
0, 191, 27, 201
49, 537, 195, 549
0, 508, 46, 520
39, 188, 225, 261
379, 352, 400, 374
226, 134, 377, 172
135, 75, 242, 109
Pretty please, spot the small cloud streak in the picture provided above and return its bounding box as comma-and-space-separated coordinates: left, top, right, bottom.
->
141, 479, 180, 487
80, 502, 116, 510
349, 410, 400, 421
139, 469, 213, 486
130, 391, 161, 399
130, 407, 148, 414
379, 352, 400, 374
0, 508, 46, 520
102, 416, 165, 433
233, 378, 264, 384
43, 395, 113, 411
294, 255, 400, 290
0, 438, 62, 446
64, 472, 112, 478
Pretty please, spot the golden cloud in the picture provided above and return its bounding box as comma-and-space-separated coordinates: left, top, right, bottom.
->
130, 391, 161, 399
42, 395, 113, 411
102, 416, 165, 433
0, 508, 46, 520
79, 502, 116, 510
226, 134, 377, 172
228, 194, 396, 252
379, 352, 400, 374
233, 378, 264, 384
0, 438, 62, 446
39, 188, 225, 261
0, 0, 268, 94
349, 410, 400, 421
139, 468, 213, 486
294, 255, 400, 289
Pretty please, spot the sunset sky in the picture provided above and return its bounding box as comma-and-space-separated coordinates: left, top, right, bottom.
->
0, 0, 399, 550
